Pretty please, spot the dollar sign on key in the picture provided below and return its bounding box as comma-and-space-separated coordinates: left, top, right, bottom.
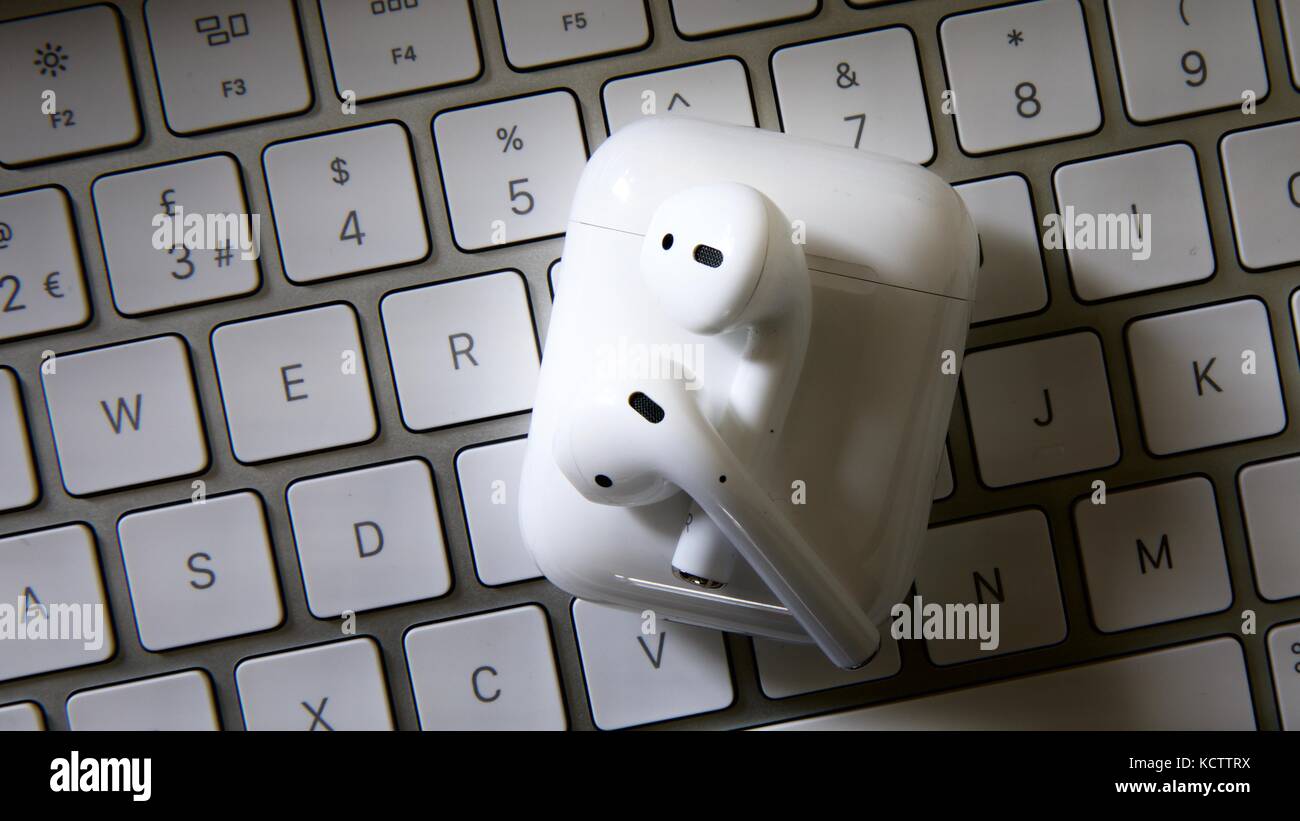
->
330, 157, 350, 186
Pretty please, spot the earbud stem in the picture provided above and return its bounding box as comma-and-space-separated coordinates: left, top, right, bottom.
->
679, 446, 880, 670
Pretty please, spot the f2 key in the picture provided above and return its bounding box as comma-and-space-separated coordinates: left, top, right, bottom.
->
0, 5, 141, 166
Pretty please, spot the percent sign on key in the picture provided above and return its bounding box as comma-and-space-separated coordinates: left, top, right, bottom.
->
497, 125, 524, 153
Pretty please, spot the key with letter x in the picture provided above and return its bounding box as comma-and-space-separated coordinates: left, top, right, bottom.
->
236, 638, 393, 730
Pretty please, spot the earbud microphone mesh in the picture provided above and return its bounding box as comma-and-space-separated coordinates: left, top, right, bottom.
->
628, 392, 665, 424
692, 244, 724, 268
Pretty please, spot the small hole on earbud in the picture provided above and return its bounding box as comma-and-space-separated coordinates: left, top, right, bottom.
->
595, 474, 613, 488
718, 475, 727, 483
661, 233, 674, 250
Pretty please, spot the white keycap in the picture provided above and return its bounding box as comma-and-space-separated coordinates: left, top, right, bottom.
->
382, 271, 539, 430
1267, 621, 1300, 730
1053, 144, 1212, 301
0, 187, 90, 342
915, 509, 1066, 664
1127, 299, 1285, 455
145, 0, 311, 134
0, 5, 140, 166
1296, 290, 1300, 354
1220, 120, 1300, 271
670, 0, 818, 37
1285, 0, 1300, 89
761, 638, 1254, 729
932, 445, 953, 501
962, 332, 1120, 487
93, 154, 260, 315
319, 0, 480, 101
0, 702, 44, 730
0, 368, 38, 512
67, 670, 219, 730
42, 335, 208, 495
212, 304, 377, 462
455, 438, 542, 585
754, 635, 900, 700
118, 492, 283, 651
497, 0, 649, 69
572, 599, 733, 730
953, 175, 1047, 322
433, 91, 588, 250
287, 459, 452, 617
548, 258, 563, 298
940, 0, 1101, 154
264, 123, 429, 283
236, 638, 394, 731
1238, 455, 1300, 602
602, 58, 755, 134
1073, 477, 1231, 633
0, 524, 114, 683
772, 27, 934, 164
1107, 0, 1267, 122
405, 605, 566, 730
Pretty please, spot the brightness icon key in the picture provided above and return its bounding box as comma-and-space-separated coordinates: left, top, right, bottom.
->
33, 42, 69, 77
0, 5, 141, 166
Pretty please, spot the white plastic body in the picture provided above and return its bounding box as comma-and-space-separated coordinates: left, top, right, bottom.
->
520, 118, 978, 660
638, 183, 811, 586
552, 373, 879, 669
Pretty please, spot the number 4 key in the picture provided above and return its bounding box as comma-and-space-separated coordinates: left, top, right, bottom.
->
264, 123, 428, 282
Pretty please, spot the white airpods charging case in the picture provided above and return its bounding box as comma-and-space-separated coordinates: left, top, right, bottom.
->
520, 118, 979, 646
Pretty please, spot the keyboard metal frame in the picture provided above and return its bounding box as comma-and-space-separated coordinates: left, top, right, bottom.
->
1, 0, 1298, 730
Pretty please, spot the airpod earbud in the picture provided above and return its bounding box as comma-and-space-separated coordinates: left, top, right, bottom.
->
639, 183, 812, 589
553, 370, 880, 670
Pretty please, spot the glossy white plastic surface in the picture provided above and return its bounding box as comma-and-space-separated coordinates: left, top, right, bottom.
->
638, 183, 811, 588
520, 119, 977, 660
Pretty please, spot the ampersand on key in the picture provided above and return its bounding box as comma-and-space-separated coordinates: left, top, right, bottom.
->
835, 62, 859, 89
